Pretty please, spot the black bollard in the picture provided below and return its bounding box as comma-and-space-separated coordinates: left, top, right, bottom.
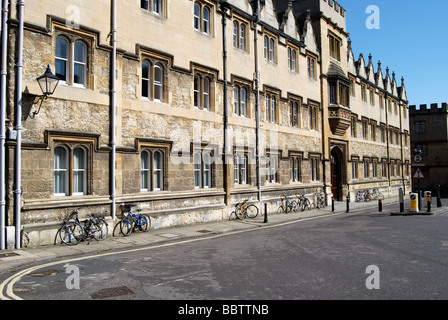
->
378, 199, 382, 212
426, 192, 431, 213
346, 196, 350, 213
264, 203, 268, 223
332, 197, 334, 213
437, 185, 442, 208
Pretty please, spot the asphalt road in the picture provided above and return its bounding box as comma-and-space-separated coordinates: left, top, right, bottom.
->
3, 204, 448, 301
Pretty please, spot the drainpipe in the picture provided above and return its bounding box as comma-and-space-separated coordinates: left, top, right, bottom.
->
384, 92, 390, 186
13, 0, 25, 249
0, 0, 8, 250
253, 0, 262, 204
110, 0, 116, 220
220, 0, 230, 205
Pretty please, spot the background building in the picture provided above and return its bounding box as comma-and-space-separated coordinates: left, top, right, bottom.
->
409, 103, 448, 196
0, 0, 410, 248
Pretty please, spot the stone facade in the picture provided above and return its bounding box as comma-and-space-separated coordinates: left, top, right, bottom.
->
409, 103, 448, 195
0, 0, 411, 247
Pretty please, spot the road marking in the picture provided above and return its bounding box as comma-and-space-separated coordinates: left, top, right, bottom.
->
0, 210, 346, 300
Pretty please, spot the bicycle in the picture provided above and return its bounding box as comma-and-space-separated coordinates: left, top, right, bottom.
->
232, 200, 259, 220
370, 188, 384, 200
277, 195, 298, 214
59, 208, 109, 245
120, 204, 151, 236
314, 192, 326, 209
296, 194, 312, 211
356, 190, 372, 202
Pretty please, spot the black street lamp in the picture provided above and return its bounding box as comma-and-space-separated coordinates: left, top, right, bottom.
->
30, 64, 59, 118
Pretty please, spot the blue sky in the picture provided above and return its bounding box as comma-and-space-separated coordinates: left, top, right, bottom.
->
342, 0, 448, 107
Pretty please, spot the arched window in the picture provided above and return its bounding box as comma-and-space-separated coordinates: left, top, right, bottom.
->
73, 147, 86, 195
142, 61, 151, 99
202, 7, 210, 35
54, 145, 88, 196
194, 2, 212, 35
203, 77, 210, 111
154, 151, 163, 191
203, 153, 211, 188
154, 64, 163, 101
194, 75, 201, 109
54, 146, 68, 195
194, 3, 200, 30
141, 150, 151, 191
55, 36, 69, 82
74, 41, 87, 86
194, 153, 202, 188
234, 155, 239, 184
141, 149, 164, 192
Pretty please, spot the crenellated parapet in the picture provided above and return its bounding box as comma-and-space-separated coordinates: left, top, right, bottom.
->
410, 103, 448, 114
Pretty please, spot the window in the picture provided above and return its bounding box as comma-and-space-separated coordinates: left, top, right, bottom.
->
310, 158, 320, 182
361, 84, 367, 102
287, 47, 297, 72
350, 78, 355, 97
55, 36, 69, 83
364, 161, 370, 179
351, 160, 358, 179
194, 2, 211, 35
55, 36, 89, 87
329, 34, 341, 61
371, 123, 376, 141
265, 94, 277, 124
264, 36, 276, 63
414, 121, 426, 134
233, 21, 246, 51
290, 156, 302, 182
266, 154, 278, 183
141, 0, 163, 15
54, 146, 87, 196
194, 152, 212, 189
141, 61, 164, 102
307, 56, 316, 80
372, 161, 377, 178
234, 86, 247, 117
329, 83, 337, 104
382, 161, 387, 178
309, 105, 318, 131
362, 120, 368, 139
195, 75, 212, 111
290, 100, 300, 128
141, 150, 164, 192
234, 154, 248, 185
369, 88, 375, 106
351, 117, 357, 137
339, 84, 349, 107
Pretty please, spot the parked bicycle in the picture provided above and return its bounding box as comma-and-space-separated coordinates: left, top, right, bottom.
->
231, 200, 259, 220
313, 192, 326, 209
355, 190, 372, 202
59, 207, 109, 245
277, 195, 298, 214
370, 188, 384, 200
120, 204, 151, 236
296, 194, 312, 211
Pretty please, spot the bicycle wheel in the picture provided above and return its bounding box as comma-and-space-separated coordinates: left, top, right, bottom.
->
60, 222, 84, 245
246, 204, 259, 218
120, 215, 134, 236
301, 198, 311, 211
236, 207, 246, 220
277, 206, 285, 214
291, 200, 299, 212
138, 214, 151, 232
92, 219, 109, 241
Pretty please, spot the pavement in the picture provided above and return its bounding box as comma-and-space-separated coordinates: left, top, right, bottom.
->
0, 197, 446, 274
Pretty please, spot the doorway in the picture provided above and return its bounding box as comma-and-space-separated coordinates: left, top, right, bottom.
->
331, 146, 344, 201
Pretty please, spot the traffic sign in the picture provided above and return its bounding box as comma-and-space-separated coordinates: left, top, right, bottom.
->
413, 154, 423, 163
413, 168, 425, 179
